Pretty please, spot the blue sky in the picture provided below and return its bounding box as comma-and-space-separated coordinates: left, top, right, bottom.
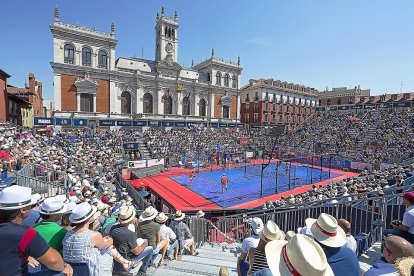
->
1, 0, 414, 100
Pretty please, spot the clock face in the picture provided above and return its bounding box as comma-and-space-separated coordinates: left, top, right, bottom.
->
165, 42, 174, 53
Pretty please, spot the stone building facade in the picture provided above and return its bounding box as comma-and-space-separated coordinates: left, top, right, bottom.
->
318, 86, 370, 106
50, 7, 242, 127
240, 79, 318, 130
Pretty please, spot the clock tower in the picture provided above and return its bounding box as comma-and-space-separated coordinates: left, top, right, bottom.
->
155, 6, 179, 63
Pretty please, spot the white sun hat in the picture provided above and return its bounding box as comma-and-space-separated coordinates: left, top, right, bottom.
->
39, 197, 67, 215
259, 220, 285, 242
139, 206, 158, 221
173, 210, 185, 221
69, 202, 97, 224
305, 213, 346, 248
118, 206, 136, 224
265, 234, 334, 276
0, 186, 37, 210
251, 217, 264, 235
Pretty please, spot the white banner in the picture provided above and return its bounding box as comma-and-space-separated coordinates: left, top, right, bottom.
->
128, 160, 147, 169
147, 158, 165, 167
245, 152, 254, 158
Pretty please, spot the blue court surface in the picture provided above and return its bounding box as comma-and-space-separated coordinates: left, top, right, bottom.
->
170, 163, 343, 208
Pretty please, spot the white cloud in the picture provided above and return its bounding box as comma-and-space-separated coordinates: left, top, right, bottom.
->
245, 36, 273, 46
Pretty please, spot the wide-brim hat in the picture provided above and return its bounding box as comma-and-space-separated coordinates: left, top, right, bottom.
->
118, 206, 136, 224
395, 256, 414, 276
69, 202, 97, 224
174, 210, 186, 221
305, 213, 346, 248
196, 210, 205, 218
156, 212, 168, 223
0, 186, 37, 210
259, 220, 285, 241
39, 197, 67, 215
139, 206, 158, 221
265, 234, 334, 276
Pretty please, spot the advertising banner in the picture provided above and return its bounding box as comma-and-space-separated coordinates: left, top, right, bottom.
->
99, 120, 116, 126
245, 152, 254, 158
147, 158, 165, 167
219, 123, 228, 128
174, 121, 187, 127
122, 143, 140, 150
73, 119, 88, 126
210, 122, 219, 128
117, 120, 132, 126
148, 120, 161, 127
239, 138, 249, 145
228, 123, 236, 128
54, 118, 72, 126
133, 120, 148, 126
161, 121, 175, 127
34, 117, 54, 126
128, 160, 147, 169
237, 123, 245, 128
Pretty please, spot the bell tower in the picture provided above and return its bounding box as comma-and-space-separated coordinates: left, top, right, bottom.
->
155, 6, 179, 63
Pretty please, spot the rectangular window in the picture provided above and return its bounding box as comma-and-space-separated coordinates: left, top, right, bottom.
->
254, 103, 258, 112
245, 113, 249, 122
8, 100, 12, 114
254, 113, 258, 123
264, 114, 268, 122
245, 103, 250, 112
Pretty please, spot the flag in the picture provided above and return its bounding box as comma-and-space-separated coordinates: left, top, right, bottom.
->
176, 83, 183, 93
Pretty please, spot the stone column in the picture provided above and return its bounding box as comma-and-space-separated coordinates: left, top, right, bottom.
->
109, 80, 117, 113
157, 90, 163, 115
53, 74, 61, 111
194, 92, 200, 116
76, 94, 80, 112
93, 94, 96, 112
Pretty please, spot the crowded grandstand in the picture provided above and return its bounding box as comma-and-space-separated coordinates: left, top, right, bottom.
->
2, 107, 414, 275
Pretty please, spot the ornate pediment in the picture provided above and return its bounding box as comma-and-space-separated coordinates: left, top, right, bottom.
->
74, 75, 98, 94
221, 94, 231, 106
156, 54, 182, 77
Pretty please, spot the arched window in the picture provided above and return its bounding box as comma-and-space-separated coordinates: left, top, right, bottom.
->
216, 71, 221, 86
98, 50, 108, 69
224, 73, 230, 87
199, 99, 206, 117
183, 97, 190, 115
143, 93, 153, 114
164, 95, 173, 114
80, 94, 93, 112
223, 106, 230, 118
64, 44, 75, 64
206, 73, 211, 82
121, 91, 132, 114
82, 47, 92, 67
232, 75, 237, 88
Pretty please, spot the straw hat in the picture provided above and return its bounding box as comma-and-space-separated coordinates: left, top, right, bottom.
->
173, 210, 186, 221
285, 230, 296, 241
395, 256, 414, 276
139, 206, 158, 221
196, 210, 205, 218
69, 202, 97, 224
39, 198, 67, 215
265, 234, 334, 276
305, 213, 346, 248
259, 220, 285, 241
156, 212, 168, 223
118, 206, 136, 224
0, 186, 37, 210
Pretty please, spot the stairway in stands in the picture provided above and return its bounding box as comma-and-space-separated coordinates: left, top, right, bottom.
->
147, 242, 240, 276
135, 136, 152, 159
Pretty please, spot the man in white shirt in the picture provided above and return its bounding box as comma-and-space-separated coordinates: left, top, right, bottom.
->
383, 192, 414, 244
338, 218, 357, 254
237, 217, 263, 276
365, 235, 414, 276
156, 213, 179, 260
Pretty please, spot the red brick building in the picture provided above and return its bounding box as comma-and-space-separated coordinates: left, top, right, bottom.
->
0, 69, 11, 122
240, 79, 318, 130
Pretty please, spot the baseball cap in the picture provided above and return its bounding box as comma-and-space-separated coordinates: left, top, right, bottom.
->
251, 217, 264, 235
401, 192, 414, 202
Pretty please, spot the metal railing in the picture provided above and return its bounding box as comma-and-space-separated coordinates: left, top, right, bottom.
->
16, 164, 66, 197
210, 181, 414, 252
115, 171, 150, 211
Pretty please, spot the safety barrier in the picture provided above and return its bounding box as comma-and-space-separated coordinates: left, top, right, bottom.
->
16, 164, 66, 197
115, 171, 150, 211
211, 180, 414, 254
